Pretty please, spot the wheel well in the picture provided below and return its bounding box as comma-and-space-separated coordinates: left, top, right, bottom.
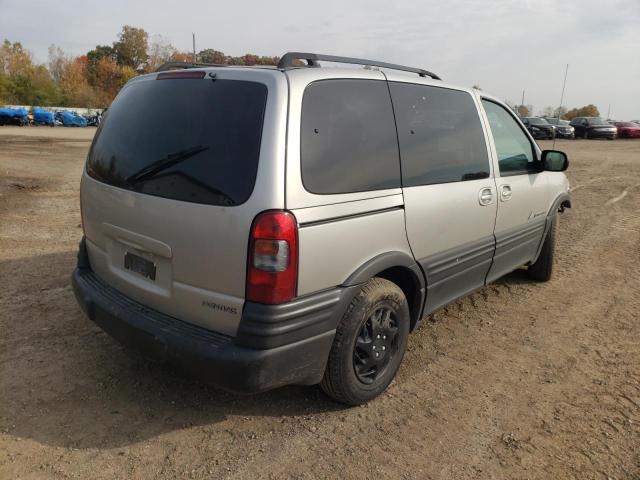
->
376, 266, 423, 331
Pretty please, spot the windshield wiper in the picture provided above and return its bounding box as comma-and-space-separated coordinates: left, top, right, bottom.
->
126, 145, 210, 184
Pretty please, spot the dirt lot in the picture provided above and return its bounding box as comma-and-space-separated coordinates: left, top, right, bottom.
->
1, 126, 639, 480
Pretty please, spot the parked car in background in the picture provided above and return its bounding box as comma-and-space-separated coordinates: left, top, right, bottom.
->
32, 107, 55, 126
521, 117, 555, 139
545, 118, 575, 139
0, 107, 29, 126
55, 110, 88, 127
570, 117, 617, 140
83, 112, 102, 127
72, 53, 571, 405
614, 122, 640, 138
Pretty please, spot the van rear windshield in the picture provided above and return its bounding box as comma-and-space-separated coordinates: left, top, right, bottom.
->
87, 77, 267, 206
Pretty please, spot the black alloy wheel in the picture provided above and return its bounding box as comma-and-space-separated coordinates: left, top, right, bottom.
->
353, 306, 400, 384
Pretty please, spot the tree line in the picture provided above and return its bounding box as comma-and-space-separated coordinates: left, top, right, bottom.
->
0, 25, 280, 108
2, 28, 604, 119
504, 102, 600, 120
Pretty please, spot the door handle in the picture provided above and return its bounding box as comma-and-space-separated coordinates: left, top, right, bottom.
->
478, 187, 494, 206
500, 185, 513, 202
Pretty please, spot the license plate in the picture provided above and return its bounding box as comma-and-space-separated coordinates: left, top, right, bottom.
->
124, 252, 156, 280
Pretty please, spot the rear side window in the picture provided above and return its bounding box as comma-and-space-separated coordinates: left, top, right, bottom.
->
300, 79, 400, 194
87, 78, 267, 206
389, 82, 490, 186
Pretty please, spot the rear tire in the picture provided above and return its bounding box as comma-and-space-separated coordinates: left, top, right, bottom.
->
320, 278, 410, 405
528, 217, 556, 282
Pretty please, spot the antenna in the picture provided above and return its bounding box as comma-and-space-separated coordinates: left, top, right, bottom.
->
552, 64, 569, 150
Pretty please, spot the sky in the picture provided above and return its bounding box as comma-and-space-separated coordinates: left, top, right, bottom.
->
1, 0, 639, 119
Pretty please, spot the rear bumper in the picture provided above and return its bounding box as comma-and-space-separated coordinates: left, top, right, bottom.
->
71, 236, 357, 393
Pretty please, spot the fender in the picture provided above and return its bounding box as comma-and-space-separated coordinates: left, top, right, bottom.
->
532, 192, 572, 264
343, 251, 427, 330
548, 192, 572, 216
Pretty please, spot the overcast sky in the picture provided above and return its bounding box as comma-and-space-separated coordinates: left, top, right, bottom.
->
1, 0, 638, 119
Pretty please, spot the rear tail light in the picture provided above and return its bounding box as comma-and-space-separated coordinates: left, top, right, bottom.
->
246, 211, 298, 304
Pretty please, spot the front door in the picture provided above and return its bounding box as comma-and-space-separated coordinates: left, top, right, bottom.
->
388, 81, 497, 314
480, 99, 550, 283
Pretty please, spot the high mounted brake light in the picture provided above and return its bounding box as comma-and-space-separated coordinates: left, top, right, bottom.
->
246, 211, 298, 305
157, 71, 206, 80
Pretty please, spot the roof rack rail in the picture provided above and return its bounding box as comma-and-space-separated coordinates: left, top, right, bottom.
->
277, 52, 441, 81
156, 61, 228, 72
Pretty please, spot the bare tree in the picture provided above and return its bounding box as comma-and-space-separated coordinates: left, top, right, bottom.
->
147, 35, 176, 71
48, 45, 68, 83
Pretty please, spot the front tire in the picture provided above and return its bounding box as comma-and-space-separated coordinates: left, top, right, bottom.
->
321, 278, 410, 405
528, 217, 556, 282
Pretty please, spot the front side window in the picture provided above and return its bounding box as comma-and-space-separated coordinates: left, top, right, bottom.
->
482, 100, 539, 176
300, 79, 401, 195
389, 82, 490, 186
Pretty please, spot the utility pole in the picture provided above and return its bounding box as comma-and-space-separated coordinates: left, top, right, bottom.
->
521, 90, 525, 107
553, 64, 569, 150
192, 33, 196, 63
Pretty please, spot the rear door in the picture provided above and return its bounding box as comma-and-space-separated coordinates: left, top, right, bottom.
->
81, 69, 287, 336
388, 81, 497, 314
480, 99, 549, 283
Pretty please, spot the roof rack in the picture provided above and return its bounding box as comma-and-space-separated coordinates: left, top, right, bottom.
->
156, 61, 228, 72
277, 52, 441, 81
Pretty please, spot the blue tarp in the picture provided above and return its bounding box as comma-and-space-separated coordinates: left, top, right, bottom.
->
33, 107, 55, 125
0, 107, 28, 118
57, 110, 88, 127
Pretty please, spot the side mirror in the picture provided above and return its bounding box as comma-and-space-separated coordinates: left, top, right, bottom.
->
541, 150, 569, 172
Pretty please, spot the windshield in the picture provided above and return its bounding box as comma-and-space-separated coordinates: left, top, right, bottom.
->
617, 122, 636, 127
588, 118, 609, 126
87, 77, 268, 206
528, 118, 550, 125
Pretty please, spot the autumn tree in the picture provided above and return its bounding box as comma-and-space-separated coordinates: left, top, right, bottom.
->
0, 39, 60, 105
564, 104, 600, 120
59, 55, 99, 107
1, 32, 289, 107
113, 26, 148, 70
93, 56, 135, 105
169, 51, 194, 63
198, 49, 226, 64
86, 45, 115, 84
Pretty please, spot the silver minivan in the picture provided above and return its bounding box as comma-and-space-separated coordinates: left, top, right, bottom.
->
72, 52, 571, 404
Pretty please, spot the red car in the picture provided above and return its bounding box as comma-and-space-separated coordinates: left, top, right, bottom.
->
614, 122, 640, 138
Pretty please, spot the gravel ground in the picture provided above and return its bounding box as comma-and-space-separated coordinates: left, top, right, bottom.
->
1, 126, 639, 479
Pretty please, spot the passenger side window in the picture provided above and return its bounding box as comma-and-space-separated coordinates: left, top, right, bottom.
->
389, 82, 490, 186
482, 100, 538, 176
301, 79, 400, 195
